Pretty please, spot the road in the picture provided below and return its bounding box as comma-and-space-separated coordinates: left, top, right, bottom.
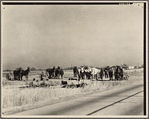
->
11, 81, 144, 116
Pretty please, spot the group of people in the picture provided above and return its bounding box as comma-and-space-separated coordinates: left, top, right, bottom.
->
73, 66, 124, 81
102, 66, 124, 80
73, 66, 100, 80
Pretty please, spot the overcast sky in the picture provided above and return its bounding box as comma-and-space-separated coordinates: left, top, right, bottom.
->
2, 3, 144, 70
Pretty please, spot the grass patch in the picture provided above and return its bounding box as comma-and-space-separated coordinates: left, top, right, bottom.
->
2, 69, 143, 115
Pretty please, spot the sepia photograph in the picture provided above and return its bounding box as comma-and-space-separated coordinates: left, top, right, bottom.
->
1, 1, 148, 118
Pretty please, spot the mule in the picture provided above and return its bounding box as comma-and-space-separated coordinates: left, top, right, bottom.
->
13, 67, 23, 80
46, 67, 56, 79
20, 67, 30, 80
55, 67, 64, 79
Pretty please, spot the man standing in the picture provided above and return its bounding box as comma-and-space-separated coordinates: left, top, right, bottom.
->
100, 68, 104, 80
109, 68, 113, 80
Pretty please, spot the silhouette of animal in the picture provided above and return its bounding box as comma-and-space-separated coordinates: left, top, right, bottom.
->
20, 67, 30, 80
46, 67, 56, 79
13, 67, 23, 80
55, 66, 64, 79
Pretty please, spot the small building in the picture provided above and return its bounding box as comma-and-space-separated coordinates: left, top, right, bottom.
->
121, 64, 129, 69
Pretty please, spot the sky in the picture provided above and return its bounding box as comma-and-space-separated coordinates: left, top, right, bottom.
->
2, 3, 144, 70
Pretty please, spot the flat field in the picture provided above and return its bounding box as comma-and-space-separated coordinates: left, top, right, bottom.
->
2, 68, 144, 115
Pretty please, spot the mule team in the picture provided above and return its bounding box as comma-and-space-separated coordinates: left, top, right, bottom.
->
13, 67, 30, 81
8, 65, 125, 81
11, 66, 64, 81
